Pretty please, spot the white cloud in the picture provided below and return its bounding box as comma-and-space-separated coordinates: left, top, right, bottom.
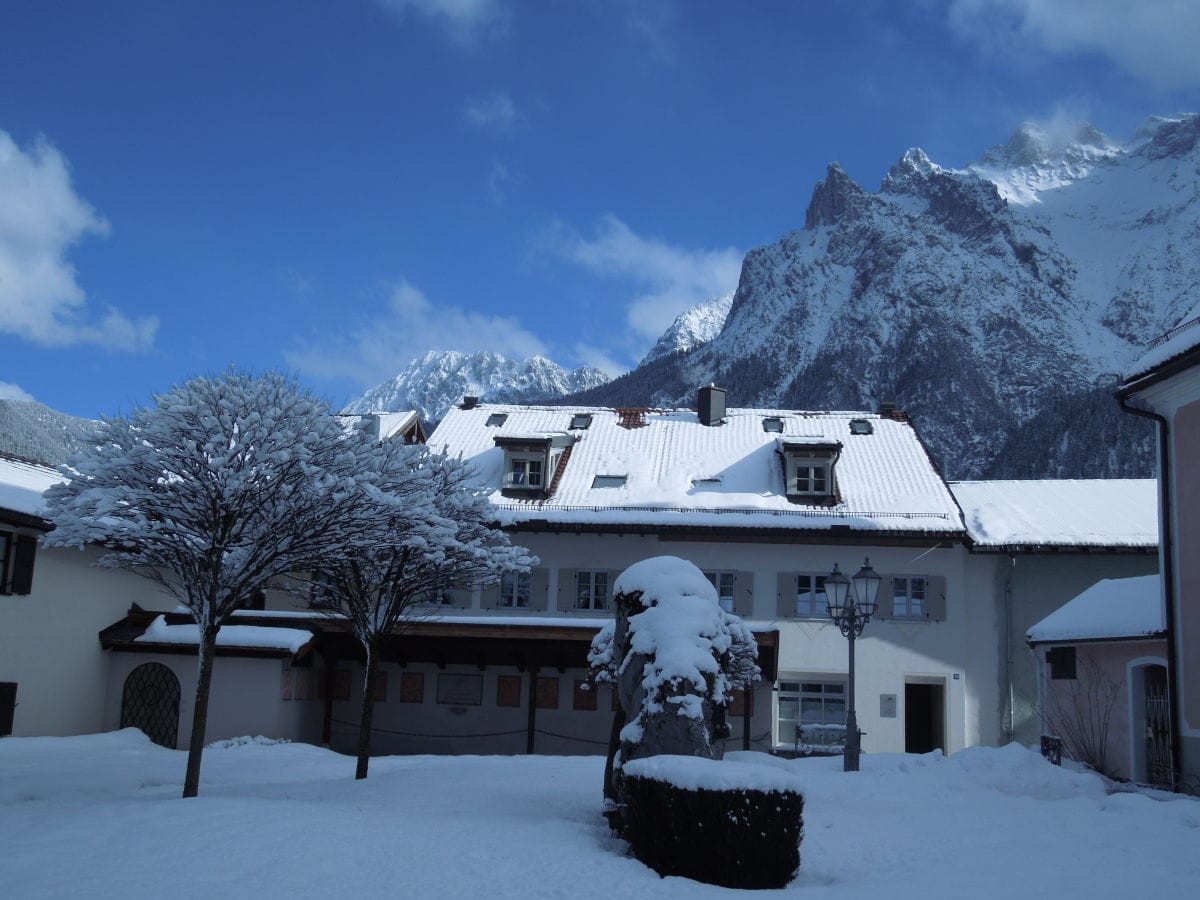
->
546, 214, 742, 342
947, 0, 1200, 90
486, 160, 516, 206
0, 130, 157, 351
571, 343, 625, 379
372, 0, 509, 44
463, 93, 523, 135
0, 381, 35, 402
286, 279, 546, 386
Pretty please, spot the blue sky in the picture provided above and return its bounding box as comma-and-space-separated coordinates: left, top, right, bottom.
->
1, 0, 1197, 417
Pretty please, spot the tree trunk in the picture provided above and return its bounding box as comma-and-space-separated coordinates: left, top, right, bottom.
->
355, 642, 379, 780
603, 706, 626, 802
182, 628, 218, 798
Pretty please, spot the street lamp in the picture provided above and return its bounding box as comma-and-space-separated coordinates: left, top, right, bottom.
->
825, 558, 881, 772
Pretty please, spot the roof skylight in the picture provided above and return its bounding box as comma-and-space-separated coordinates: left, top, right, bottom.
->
486, 413, 508, 427
592, 475, 627, 488
762, 417, 784, 433
569, 414, 593, 430
849, 419, 873, 435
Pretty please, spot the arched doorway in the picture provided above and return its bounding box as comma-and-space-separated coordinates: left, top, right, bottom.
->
1129, 660, 1171, 787
120, 662, 181, 748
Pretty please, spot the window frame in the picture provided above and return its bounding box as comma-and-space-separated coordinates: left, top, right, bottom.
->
776, 678, 847, 748
703, 570, 736, 613
591, 474, 627, 488
1048, 646, 1077, 680
0, 530, 11, 595
575, 570, 610, 611
498, 570, 532, 608
505, 452, 545, 489
793, 573, 828, 618
891, 576, 929, 620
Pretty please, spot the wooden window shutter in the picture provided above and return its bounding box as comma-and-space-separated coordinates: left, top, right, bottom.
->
11, 535, 37, 596
481, 581, 501, 609
926, 576, 948, 622
447, 588, 471, 609
607, 570, 621, 603
874, 575, 894, 620
776, 572, 797, 618
557, 568, 577, 609
531, 567, 550, 610
735, 571, 754, 617
0, 532, 11, 594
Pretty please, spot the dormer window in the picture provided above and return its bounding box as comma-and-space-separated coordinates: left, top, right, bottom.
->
495, 433, 573, 497
569, 414, 593, 430
507, 453, 544, 488
778, 440, 842, 504
486, 413, 508, 427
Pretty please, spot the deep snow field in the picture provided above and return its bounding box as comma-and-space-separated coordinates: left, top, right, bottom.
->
2, 730, 1198, 898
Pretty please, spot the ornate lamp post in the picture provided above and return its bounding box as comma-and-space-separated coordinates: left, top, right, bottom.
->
825, 558, 881, 772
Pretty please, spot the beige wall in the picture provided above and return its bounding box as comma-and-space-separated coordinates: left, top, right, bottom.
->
0, 542, 173, 737
1039, 641, 1167, 782
970, 552, 1159, 748
103, 652, 324, 749
1174, 398, 1200, 752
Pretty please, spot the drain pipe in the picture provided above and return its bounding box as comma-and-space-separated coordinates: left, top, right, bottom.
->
1117, 394, 1182, 790
1006, 555, 1015, 744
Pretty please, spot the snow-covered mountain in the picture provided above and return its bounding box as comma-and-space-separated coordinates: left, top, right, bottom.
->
346, 350, 610, 424
0, 400, 94, 465
639, 291, 734, 366
571, 114, 1200, 479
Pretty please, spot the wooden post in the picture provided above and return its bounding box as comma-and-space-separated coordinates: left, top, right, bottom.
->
526, 665, 540, 754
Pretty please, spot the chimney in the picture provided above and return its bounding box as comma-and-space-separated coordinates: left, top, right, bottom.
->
460, 396, 479, 410
878, 401, 908, 422
697, 385, 727, 426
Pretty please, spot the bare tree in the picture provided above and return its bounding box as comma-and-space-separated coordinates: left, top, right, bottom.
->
1045, 652, 1123, 779
310, 449, 532, 779
43, 372, 396, 797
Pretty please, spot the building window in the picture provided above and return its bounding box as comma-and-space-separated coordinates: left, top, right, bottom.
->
849, 418, 873, 435
892, 577, 927, 619
496, 675, 522, 707
499, 571, 531, 608
536, 676, 559, 709
569, 414, 593, 430
777, 680, 846, 748
573, 679, 597, 711
400, 672, 424, 703
486, 413, 508, 427
793, 574, 827, 618
505, 453, 544, 489
591, 474, 626, 488
1048, 646, 1077, 680
762, 417, 783, 433
793, 463, 829, 495
576, 570, 609, 610
704, 570, 736, 613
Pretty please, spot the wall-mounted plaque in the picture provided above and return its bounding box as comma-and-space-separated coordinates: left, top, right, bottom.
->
880, 693, 897, 718
496, 675, 522, 708
400, 672, 425, 704
437, 673, 483, 706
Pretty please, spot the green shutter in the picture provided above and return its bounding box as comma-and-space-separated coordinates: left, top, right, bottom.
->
735, 571, 754, 617
777, 572, 797, 618
926, 575, 948, 622
557, 568, 577, 610
11, 535, 36, 596
531, 567, 550, 611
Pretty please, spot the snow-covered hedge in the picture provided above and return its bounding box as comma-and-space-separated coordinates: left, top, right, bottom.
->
621, 756, 804, 889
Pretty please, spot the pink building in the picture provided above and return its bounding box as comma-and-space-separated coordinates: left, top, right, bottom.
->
1118, 314, 1200, 794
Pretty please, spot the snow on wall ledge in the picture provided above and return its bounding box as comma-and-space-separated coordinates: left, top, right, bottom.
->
137, 616, 314, 654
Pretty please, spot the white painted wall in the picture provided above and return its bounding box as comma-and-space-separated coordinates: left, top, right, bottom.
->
0, 542, 173, 737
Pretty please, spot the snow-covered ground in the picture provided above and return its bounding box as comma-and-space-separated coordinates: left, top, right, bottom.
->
2, 731, 1197, 898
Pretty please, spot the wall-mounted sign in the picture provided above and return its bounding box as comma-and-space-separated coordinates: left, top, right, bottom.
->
880, 693, 897, 718
437, 673, 483, 706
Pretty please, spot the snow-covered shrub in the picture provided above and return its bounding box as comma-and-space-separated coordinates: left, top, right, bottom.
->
621, 756, 804, 889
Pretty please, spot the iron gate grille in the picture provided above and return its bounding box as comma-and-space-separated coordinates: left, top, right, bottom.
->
120, 662, 180, 749
1144, 666, 1172, 788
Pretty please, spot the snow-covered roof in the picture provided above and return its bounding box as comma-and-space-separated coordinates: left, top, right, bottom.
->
334, 411, 422, 442
137, 616, 315, 655
0, 453, 62, 519
950, 479, 1158, 550
1027, 575, 1164, 643
429, 404, 964, 534
1125, 314, 1200, 383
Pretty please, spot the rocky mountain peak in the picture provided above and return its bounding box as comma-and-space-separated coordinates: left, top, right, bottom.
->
1131, 112, 1200, 160
804, 162, 868, 229
639, 291, 734, 366
971, 120, 1122, 204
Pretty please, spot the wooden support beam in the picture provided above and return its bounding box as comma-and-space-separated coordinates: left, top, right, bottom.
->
526, 665, 540, 754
